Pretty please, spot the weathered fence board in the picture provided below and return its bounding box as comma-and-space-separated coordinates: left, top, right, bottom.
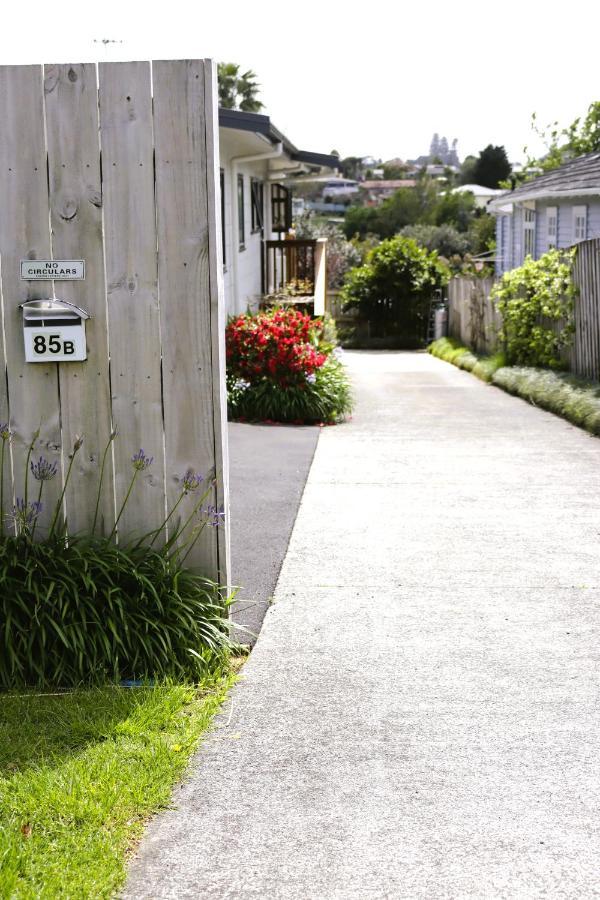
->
0, 65, 62, 531
0, 60, 229, 585
45, 62, 114, 535
99, 60, 166, 540
203, 58, 230, 581
153, 59, 218, 575
571, 239, 600, 380
447, 276, 500, 355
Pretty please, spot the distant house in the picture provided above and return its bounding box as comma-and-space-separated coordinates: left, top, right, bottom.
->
451, 184, 506, 210
359, 179, 417, 206
489, 152, 600, 275
219, 109, 339, 315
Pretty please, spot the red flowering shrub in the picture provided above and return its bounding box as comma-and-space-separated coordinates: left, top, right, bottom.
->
226, 308, 352, 424
226, 308, 327, 387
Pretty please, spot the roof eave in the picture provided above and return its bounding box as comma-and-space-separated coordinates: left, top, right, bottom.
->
218, 108, 338, 171
489, 185, 600, 211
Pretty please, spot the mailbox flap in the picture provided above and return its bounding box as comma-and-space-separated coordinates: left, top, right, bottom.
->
19, 299, 91, 320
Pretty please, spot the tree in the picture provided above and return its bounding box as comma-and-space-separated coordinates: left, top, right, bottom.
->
526, 102, 600, 174
339, 156, 364, 180
458, 154, 478, 185
434, 190, 476, 231
471, 145, 511, 188
399, 224, 470, 258
218, 63, 263, 112
340, 236, 449, 345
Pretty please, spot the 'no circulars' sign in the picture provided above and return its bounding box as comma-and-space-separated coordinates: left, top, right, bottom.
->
20, 260, 85, 280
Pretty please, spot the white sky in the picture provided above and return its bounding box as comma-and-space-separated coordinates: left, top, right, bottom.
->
1, 0, 598, 165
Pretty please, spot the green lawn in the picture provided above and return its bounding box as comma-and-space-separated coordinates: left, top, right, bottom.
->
0, 671, 236, 898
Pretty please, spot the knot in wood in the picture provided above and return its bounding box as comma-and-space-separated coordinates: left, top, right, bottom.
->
60, 199, 79, 221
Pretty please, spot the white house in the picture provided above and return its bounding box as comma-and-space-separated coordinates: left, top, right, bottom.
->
218, 109, 339, 317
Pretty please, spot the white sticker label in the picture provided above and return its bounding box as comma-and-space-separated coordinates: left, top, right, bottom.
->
20, 260, 85, 280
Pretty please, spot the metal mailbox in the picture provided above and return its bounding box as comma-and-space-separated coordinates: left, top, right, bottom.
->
20, 299, 90, 362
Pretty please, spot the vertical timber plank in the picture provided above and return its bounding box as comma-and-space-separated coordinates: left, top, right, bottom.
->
44, 62, 114, 534
153, 59, 218, 579
0, 65, 61, 533
99, 61, 166, 539
203, 59, 230, 588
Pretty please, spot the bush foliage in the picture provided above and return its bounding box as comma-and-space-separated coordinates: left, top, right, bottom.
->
492, 248, 576, 367
0, 429, 231, 688
0, 535, 230, 687
341, 235, 448, 345
226, 308, 352, 424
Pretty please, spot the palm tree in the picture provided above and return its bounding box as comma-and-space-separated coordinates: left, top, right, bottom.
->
218, 63, 263, 113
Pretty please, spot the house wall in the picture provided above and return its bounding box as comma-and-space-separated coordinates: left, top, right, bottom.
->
219, 130, 274, 317
496, 197, 600, 274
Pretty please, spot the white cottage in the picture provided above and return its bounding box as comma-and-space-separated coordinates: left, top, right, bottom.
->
218, 109, 339, 317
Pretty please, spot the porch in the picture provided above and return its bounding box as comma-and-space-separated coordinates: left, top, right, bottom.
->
263, 237, 328, 315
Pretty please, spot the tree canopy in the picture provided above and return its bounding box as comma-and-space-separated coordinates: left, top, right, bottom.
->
526, 102, 600, 173
218, 63, 263, 112
470, 145, 511, 188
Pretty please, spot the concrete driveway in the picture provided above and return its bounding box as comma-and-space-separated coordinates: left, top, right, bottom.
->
126, 351, 600, 899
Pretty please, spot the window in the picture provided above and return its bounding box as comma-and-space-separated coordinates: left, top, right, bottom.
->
573, 205, 587, 243
546, 206, 557, 249
523, 206, 535, 258
220, 169, 226, 267
271, 183, 292, 234
237, 174, 245, 249
251, 178, 264, 233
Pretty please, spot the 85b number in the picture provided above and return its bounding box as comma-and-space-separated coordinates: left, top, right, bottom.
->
33, 334, 75, 355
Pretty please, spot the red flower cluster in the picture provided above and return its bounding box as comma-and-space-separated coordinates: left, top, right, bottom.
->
226, 309, 327, 387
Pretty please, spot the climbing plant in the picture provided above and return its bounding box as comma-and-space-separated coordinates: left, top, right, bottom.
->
491, 248, 576, 368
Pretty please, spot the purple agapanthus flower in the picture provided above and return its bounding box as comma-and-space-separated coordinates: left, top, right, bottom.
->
204, 504, 226, 528
7, 498, 43, 533
30, 456, 58, 482
182, 468, 204, 493
132, 449, 154, 471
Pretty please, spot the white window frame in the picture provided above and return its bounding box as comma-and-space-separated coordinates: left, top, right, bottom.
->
546, 206, 558, 249
523, 204, 536, 259
573, 205, 587, 243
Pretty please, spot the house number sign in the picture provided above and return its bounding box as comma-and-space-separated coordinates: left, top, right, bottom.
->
20, 260, 85, 280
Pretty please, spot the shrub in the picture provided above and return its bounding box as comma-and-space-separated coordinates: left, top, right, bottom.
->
492, 248, 576, 367
226, 308, 352, 424
341, 236, 449, 345
428, 337, 505, 382
0, 428, 231, 688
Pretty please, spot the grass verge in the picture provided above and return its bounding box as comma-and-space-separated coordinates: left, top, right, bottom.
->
428, 337, 505, 382
428, 337, 600, 436
0, 669, 237, 898
492, 367, 600, 436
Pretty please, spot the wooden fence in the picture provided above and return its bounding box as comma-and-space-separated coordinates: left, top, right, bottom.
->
0, 60, 229, 585
447, 277, 500, 355
448, 239, 600, 381
570, 238, 600, 380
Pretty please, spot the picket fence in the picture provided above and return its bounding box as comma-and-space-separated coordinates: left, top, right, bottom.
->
0, 60, 229, 585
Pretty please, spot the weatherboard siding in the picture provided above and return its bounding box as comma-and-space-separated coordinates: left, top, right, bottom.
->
496, 197, 600, 273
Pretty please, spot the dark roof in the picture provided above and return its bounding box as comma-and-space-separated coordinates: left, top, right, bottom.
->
496, 151, 600, 204
218, 108, 339, 171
